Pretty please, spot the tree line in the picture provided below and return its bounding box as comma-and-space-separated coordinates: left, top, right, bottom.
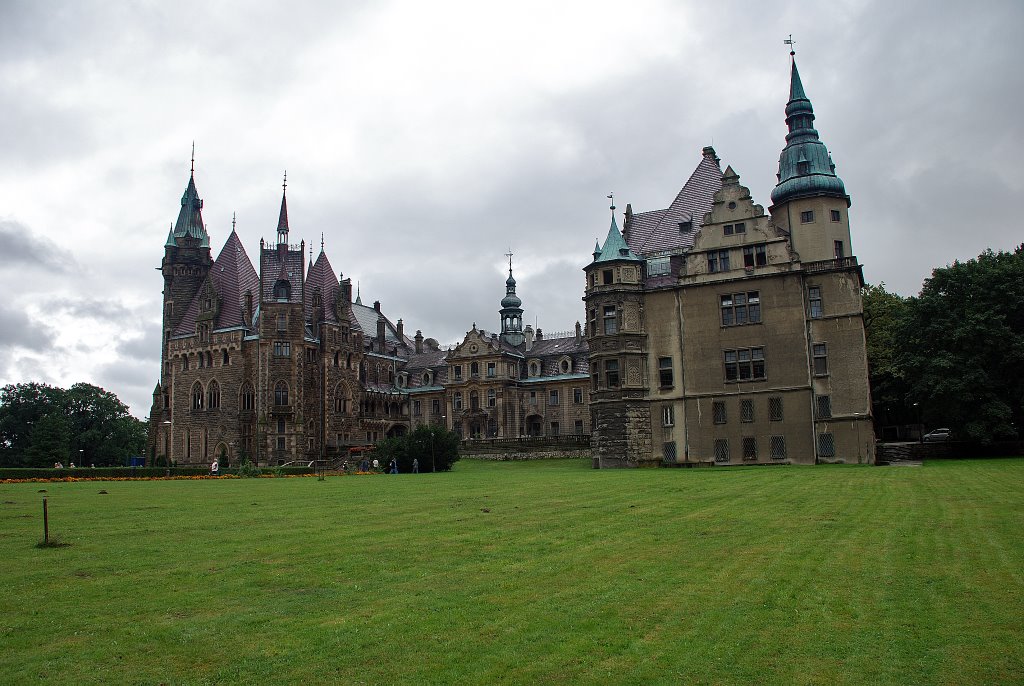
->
864, 245, 1024, 443
0, 382, 146, 467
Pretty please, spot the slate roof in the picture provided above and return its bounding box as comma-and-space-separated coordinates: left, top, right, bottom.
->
626, 149, 722, 256
525, 335, 590, 377
211, 230, 259, 330
260, 245, 305, 304
592, 215, 640, 264
304, 250, 341, 324
351, 302, 412, 352
172, 173, 209, 247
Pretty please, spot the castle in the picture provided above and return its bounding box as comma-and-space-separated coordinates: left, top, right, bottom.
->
148, 55, 873, 467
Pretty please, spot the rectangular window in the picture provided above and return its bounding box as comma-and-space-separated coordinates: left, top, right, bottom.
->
486, 362, 496, 378
603, 305, 617, 334
273, 341, 291, 357
413, 400, 421, 416
602, 269, 613, 285
662, 405, 674, 427
431, 399, 440, 416
834, 240, 845, 259
800, 210, 814, 223
277, 437, 285, 451
714, 439, 730, 463
549, 390, 559, 406
742, 437, 757, 461
769, 396, 783, 421
724, 347, 766, 381
664, 441, 677, 462
770, 435, 787, 460
724, 224, 734, 236
734, 222, 746, 234
573, 387, 584, 404
277, 314, 287, 332
816, 394, 832, 419
831, 209, 841, 222
712, 400, 727, 425
487, 389, 496, 408
574, 420, 584, 434
718, 249, 730, 271
453, 365, 462, 381
818, 433, 836, 457
605, 359, 620, 387
808, 286, 823, 319
813, 343, 829, 376
647, 257, 670, 276
658, 357, 673, 387
740, 399, 754, 423
550, 422, 560, 436
453, 392, 462, 410
721, 291, 761, 326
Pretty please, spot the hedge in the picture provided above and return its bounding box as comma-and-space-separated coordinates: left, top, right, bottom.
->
0, 465, 314, 480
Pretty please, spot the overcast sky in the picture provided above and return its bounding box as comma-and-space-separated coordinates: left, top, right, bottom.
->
1, 0, 1022, 418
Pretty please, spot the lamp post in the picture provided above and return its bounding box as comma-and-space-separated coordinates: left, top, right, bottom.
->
912, 402, 922, 443
163, 420, 172, 476
78, 449, 84, 469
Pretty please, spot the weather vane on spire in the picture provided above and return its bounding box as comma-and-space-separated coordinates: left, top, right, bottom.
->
321, 232, 325, 251
505, 248, 514, 273
607, 192, 615, 213
784, 34, 796, 57
232, 211, 236, 232
282, 170, 287, 193
190, 141, 195, 174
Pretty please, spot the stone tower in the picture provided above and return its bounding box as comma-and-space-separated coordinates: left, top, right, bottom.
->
583, 208, 650, 467
499, 256, 525, 346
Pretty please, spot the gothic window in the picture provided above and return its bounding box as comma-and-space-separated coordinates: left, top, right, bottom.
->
273, 280, 291, 300
223, 349, 230, 365
275, 382, 289, 406
240, 383, 255, 411
206, 351, 213, 367
207, 380, 221, 409
191, 382, 204, 410
182, 355, 189, 371
334, 352, 340, 367
388, 366, 395, 383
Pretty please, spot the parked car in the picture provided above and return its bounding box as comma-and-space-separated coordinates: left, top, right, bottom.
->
923, 428, 952, 442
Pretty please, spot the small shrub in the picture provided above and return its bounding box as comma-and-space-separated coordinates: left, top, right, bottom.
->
236, 461, 263, 478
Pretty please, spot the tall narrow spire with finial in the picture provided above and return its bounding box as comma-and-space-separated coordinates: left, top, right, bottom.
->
276, 171, 289, 247
355, 281, 362, 306
170, 147, 209, 247
499, 248, 524, 345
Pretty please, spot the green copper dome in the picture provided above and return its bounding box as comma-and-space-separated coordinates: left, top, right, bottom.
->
771, 59, 849, 207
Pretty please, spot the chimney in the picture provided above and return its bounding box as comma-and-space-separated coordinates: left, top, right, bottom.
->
373, 300, 381, 312
397, 318, 404, 340
377, 317, 386, 350
575, 321, 582, 343
415, 330, 423, 354
524, 324, 534, 351
535, 328, 543, 341
340, 278, 352, 302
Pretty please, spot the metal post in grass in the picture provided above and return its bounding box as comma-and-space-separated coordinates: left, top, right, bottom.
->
42, 497, 49, 545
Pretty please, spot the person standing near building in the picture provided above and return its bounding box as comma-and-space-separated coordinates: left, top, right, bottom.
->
389, 458, 397, 474
210, 459, 219, 476
412, 458, 419, 474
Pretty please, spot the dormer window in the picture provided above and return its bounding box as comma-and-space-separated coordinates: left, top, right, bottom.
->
273, 280, 291, 300
797, 161, 810, 175
679, 220, 692, 232
559, 358, 572, 374
422, 371, 432, 386
528, 360, 541, 377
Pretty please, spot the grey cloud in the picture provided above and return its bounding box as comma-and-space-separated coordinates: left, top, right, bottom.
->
0, 220, 76, 273
0, 301, 55, 351
116, 324, 163, 363
48, 296, 135, 323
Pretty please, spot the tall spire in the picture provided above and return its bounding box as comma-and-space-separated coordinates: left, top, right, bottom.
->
499, 250, 524, 345
170, 151, 209, 248
276, 171, 289, 246
770, 55, 848, 208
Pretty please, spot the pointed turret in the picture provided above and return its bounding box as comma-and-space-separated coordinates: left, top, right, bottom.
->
770, 58, 848, 208
170, 171, 210, 246
499, 254, 525, 346
591, 214, 640, 265
276, 172, 289, 247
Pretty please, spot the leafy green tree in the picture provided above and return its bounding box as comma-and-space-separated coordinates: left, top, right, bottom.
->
372, 425, 461, 473
896, 247, 1024, 442
862, 283, 913, 427
0, 382, 145, 467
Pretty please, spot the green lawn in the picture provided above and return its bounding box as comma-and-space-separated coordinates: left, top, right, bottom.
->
1, 459, 1022, 685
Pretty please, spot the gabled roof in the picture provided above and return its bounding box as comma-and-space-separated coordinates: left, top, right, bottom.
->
305, 249, 341, 324
350, 302, 411, 352
626, 148, 722, 256
211, 230, 259, 330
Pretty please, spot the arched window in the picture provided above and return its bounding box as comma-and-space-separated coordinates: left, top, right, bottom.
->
334, 384, 350, 414
347, 353, 353, 369
422, 372, 431, 386
275, 381, 289, 406
388, 365, 395, 383
206, 351, 213, 367
334, 352, 340, 367
453, 391, 463, 410
470, 390, 479, 410
223, 349, 230, 365
273, 280, 291, 300
198, 353, 204, 369
470, 362, 479, 377
240, 383, 255, 411
191, 382, 204, 410
182, 355, 189, 371
207, 380, 221, 409
360, 362, 367, 382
